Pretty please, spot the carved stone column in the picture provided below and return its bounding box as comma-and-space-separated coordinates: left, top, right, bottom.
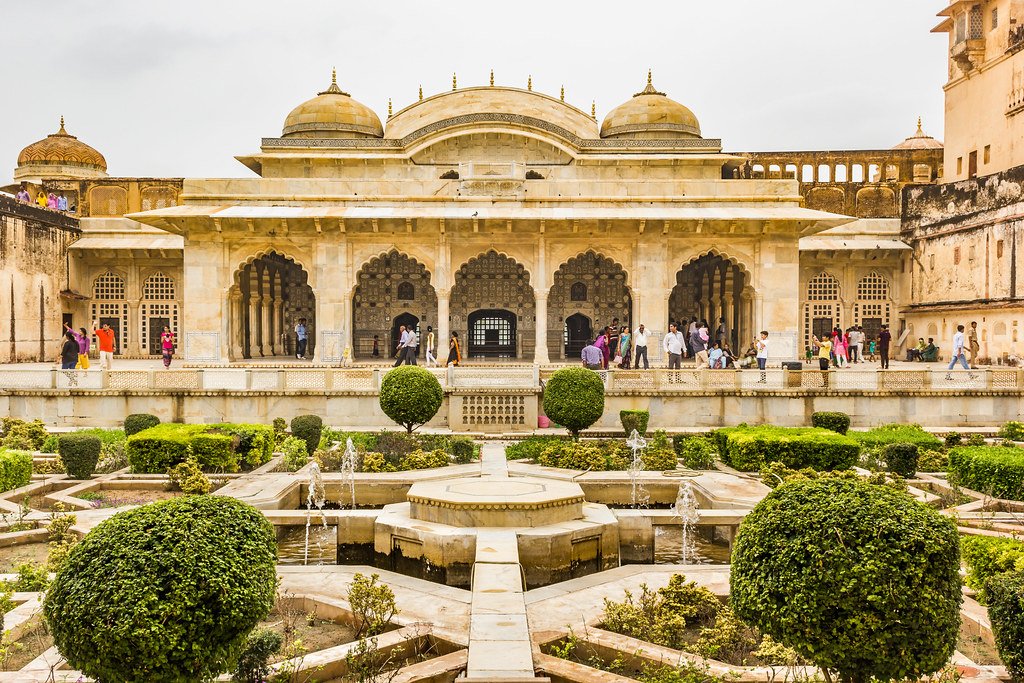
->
534, 290, 550, 365
437, 290, 450, 363
249, 296, 261, 358
229, 289, 244, 360
127, 299, 142, 356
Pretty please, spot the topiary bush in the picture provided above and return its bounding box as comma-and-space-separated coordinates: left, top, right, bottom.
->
290, 415, 323, 456
398, 449, 450, 470
944, 431, 963, 448
505, 436, 566, 461
0, 418, 48, 451
43, 496, 276, 682
620, 410, 650, 437
538, 442, 608, 471
949, 445, 1024, 500
280, 435, 310, 472
850, 424, 942, 452
0, 450, 32, 492
379, 367, 444, 434
999, 421, 1024, 442
811, 411, 850, 435
882, 442, 919, 478
961, 535, 1024, 596
58, 433, 101, 479
715, 426, 860, 472
543, 367, 605, 439
124, 413, 160, 437
449, 436, 476, 464
731, 477, 961, 683
984, 571, 1024, 679
126, 423, 273, 474
127, 424, 201, 473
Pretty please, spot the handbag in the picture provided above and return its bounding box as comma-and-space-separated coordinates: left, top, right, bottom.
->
613, 354, 623, 364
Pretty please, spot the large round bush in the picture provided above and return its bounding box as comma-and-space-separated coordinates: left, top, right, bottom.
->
43, 496, 277, 682
543, 367, 605, 439
289, 414, 323, 455
731, 477, 961, 683
379, 366, 443, 434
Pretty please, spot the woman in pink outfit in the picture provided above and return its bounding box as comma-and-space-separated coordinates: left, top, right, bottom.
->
834, 329, 849, 368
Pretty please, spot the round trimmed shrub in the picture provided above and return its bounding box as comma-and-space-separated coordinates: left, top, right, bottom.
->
43, 496, 276, 682
289, 415, 323, 455
731, 477, 961, 683
810, 411, 850, 435
124, 413, 160, 437
882, 442, 919, 478
985, 570, 1024, 678
543, 367, 605, 439
379, 366, 443, 434
58, 433, 101, 479
619, 410, 650, 437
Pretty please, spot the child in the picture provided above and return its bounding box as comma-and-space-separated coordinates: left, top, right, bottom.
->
867, 339, 877, 362
342, 345, 353, 368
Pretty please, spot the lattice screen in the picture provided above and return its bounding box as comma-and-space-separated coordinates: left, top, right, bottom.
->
806, 272, 840, 301
143, 272, 176, 300
93, 272, 125, 300
856, 272, 889, 301
91, 272, 128, 352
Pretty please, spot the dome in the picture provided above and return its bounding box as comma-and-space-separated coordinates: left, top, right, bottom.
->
893, 118, 943, 150
600, 72, 701, 139
282, 70, 383, 139
15, 117, 107, 180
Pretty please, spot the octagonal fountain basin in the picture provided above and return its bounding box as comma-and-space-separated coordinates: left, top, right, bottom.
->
375, 475, 619, 589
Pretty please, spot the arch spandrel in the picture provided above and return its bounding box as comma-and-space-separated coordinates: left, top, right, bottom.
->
352, 246, 438, 283
451, 247, 535, 284
231, 247, 314, 286
672, 246, 755, 282
545, 246, 633, 290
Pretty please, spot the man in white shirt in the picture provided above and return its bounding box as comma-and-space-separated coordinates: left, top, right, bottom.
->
633, 324, 650, 369
405, 327, 419, 365
945, 324, 971, 376
393, 325, 409, 367
663, 323, 685, 369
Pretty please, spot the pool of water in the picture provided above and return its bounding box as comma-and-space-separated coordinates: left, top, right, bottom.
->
276, 524, 337, 566
653, 525, 732, 565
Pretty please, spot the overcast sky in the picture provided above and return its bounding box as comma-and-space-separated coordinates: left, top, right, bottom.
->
3, 1, 948, 179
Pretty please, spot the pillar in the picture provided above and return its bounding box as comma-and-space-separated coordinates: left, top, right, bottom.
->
437, 290, 450, 364
127, 299, 142, 356
229, 289, 243, 360
249, 296, 261, 358
265, 295, 277, 355
534, 290, 549, 365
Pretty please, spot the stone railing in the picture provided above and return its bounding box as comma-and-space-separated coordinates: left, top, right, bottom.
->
2, 366, 1022, 393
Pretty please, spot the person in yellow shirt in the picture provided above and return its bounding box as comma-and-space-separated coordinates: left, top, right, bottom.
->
812, 335, 832, 372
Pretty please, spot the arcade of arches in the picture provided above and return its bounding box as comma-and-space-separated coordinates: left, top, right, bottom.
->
669, 254, 753, 351
231, 252, 315, 360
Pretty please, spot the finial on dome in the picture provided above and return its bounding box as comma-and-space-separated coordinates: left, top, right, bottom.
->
58, 116, 66, 134
419, 84, 423, 101
388, 98, 393, 118
318, 67, 349, 96
560, 85, 565, 101
591, 100, 596, 120
527, 75, 532, 91
452, 73, 457, 91
916, 116, 924, 135
647, 69, 652, 86
490, 69, 494, 86
634, 70, 665, 97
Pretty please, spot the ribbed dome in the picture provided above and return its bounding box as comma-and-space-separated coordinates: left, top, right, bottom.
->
600, 72, 701, 140
893, 118, 943, 150
282, 70, 383, 139
15, 117, 107, 178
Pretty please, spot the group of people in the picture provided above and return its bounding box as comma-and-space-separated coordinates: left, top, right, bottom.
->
810, 325, 889, 370
391, 325, 462, 367
15, 188, 73, 213
58, 321, 176, 374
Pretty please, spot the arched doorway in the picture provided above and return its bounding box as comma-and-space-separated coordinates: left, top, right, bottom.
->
468, 309, 517, 358
390, 312, 420, 360
352, 251, 437, 359
802, 272, 841, 352
548, 251, 631, 360
232, 251, 314, 360
670, 252, 751, 351
451, 251, 534, 360
564, 313, 592, 359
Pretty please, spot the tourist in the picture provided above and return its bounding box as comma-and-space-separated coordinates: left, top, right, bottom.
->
608, 318, 620, 363
295, 318, 308, 359
160, 326, 175, 368
693, 321, 710, 367
968, 321, 980, 369
755, 331, 769, 382
866, 338, 877, 362
686, 317, 698, 357
58, 331, 79, 386
812, 334, 832, 372
716, 317, 729, 346
63, 323, 90, 370
741, 340, 758, 368
632, 323, 649, 370
372, 334, 380, 358
945, 324, 972, 375
581, 341, 603, 370
720, 340, 737, 368
618, 326, 631, 369
878, 325, 891, 369
36, 192, 47, 208
922, 337, 938, 362
58, 194, 68, 212
708, 341, 725, 369
92, 320, 115, 370
834, 330, 848, 368
405, 326, 419, 365
425, 326, 436, 367
907, 338, 926, 362
848, 327, 861, 363
393, 325, 409, 367
342, 345, 353, 367
47, 193, 58, 210
663, 322, 685, 369
444, 331, 461, 366
15, 188, 29, 203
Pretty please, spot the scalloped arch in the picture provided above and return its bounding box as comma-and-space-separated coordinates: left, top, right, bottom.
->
552, 250, 631, 288
232, 249, 312, 285
676, 248, 754, 280
355, 249, 434, 282
456, 249, 532, 283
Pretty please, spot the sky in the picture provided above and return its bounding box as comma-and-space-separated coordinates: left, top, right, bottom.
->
2, 1, 948, 179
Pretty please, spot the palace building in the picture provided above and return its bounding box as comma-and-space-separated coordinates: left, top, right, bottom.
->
2, 68, 949, 365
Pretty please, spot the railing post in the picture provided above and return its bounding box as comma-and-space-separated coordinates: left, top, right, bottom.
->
374, 368, 383, 390
244, 369, 252, 391
147, 370, 156, 389
605, 370, 615, 391
532, 364, 540, 389
196, 369, 204, 391
49, 369, 57, 390
323, 368, 333, 391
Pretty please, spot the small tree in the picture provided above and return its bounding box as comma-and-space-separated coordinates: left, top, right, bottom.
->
810, 411, 850, 435
124, 413, 160, 437
543, 367, 605, 440
378, 366, 443, 434
348, 572, 399, 638
58, 433, 101, 479
619, 410, 650, 436
44, 496, 277, 682
731, 477, 961, 683
290, 415, 323, 455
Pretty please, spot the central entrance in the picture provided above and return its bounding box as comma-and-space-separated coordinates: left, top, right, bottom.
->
391, 312, 420, 359
564, 313, 592, 359
468, 309, 517, 358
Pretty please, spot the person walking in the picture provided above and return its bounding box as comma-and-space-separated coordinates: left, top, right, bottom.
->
160, 326, 175, 368
92, 320, 116, 370
834, 330, 848, 368
425, 326, 436, 367
945, 324, 974, 377
847, 327, 860, 363
755, 330, 769, 383
878, 324, 891, 370
692, 321, 710, 368
968, 321, 980, 369
618, 326, 631, 369
686, 317, 698, 358
444, 331, 461, 366
372, 335, 381, 358
581, 341, 604, 370
663, 323, 685, 369
393, 325, 409, 367
632, 324, 650, 369
405, 326, 419, 365
294, 318, 308, 359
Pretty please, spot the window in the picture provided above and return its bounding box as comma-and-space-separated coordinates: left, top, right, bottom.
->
954, 247, 962, 265
930, 254, 936, 270
969, 5, 984, 39
984, 145, 991, 164
957, 157, 964, 175
969, 150, 979, 178
802, 165, 814, 182
955, 12, 967, 43
818, 165, 831, 182
969, 245, 976, 261
396, 281, 415, 300
834, 164, 848, 182
851, 164, 864, 182
885, 164, 899, 182
992, 7, 999, 30
998, 239, 1005, 258
569, 281, 587, 302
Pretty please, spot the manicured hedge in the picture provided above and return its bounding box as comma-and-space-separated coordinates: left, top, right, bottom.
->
124, 413, 160, 437
948, 446, 1024, 500
850, 424, 942, 451
0, 450, 33, 492
882, 442, 919, 478
715, 426, 860, 472
543, 367, 605, 438
986, 571, 1024, 679
379, 366, 444, 433
619, 410, 650, 436
732, 477, 962, 682
811, 411, 850, 435
43, 496, 276, 682
289, 415, 323, 456
58, 433, 102, 479
126, 423, 274, 474
999, 421, 1024, 442
534, 432, 676, 471
961, 535, 1024, 595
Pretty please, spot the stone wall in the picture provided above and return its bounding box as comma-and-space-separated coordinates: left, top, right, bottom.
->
0, 195, 80, 362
